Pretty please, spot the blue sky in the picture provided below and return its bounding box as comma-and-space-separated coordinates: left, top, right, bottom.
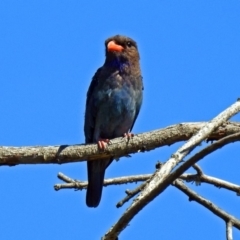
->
1, 1, 240, 239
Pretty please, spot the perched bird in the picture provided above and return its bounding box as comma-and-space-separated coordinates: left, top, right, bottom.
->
84, 35, 143, 207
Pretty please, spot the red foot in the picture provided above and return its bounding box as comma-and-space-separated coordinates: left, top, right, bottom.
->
123, 132, 134, 140
97, 138, 110, 150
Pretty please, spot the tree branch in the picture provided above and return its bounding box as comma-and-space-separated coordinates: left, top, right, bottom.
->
173, 179, 240, 230
54, 172, 152, 191
184, 171, 240, 195
54, 131, 240, 194
102, 100, 240, 240
55, 170, 240, 205
1, 121, 240, 166
168, 132, 240, 184
226, 221, 233, 240
102, 132, 240, 240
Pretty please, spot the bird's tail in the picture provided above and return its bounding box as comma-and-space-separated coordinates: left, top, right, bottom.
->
86, 160, 106, 207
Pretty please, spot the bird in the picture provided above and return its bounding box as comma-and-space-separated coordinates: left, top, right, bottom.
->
84, 35, 143, 207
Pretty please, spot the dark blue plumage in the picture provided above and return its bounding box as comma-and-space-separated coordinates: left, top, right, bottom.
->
84, 35, 143, 207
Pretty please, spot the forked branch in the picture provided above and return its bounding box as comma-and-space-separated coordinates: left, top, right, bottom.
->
102, 100, 240, 240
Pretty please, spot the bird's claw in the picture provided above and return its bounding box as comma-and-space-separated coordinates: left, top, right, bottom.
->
97, 138, 110, 150
123, 132, 134, 140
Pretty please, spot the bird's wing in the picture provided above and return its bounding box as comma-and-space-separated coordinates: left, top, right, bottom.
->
130, 75, 144, 132
84, 67, 102, 143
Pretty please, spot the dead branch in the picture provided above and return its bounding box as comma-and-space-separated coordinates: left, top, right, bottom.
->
184, 171, 240, 195
169, 131, 240, 183
101, 132, 240, 239
173, 179, 240, 230
1, 121, 240, 166
226, 221, 233, 240
54, 172, 152, 191
55, 169, 240, 206
102, 100, 240, 240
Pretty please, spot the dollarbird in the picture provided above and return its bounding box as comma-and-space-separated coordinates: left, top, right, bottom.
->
84, 35, 143, 207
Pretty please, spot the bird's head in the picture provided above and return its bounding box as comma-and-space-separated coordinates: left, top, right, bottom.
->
104, 35, 140, 68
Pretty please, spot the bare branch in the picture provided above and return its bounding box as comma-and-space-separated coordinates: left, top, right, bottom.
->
169, 132, 240, 184
54, 172, 87, 190
54, 172, 152, 191
1, 121, 240, 166
55, 170, 240, 197
226, 221, 233, 240
192, 164, 203, 175
102, 100, 240, 240
116, 181, 148, 208
183, 172, 240, 195
98, 130, 232, 217
173, 179, 240, 231
58, 172, 77, 183
116, 162, 166, 207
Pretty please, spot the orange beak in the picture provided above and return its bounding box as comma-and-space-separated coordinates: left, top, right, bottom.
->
107, 41, 124, 52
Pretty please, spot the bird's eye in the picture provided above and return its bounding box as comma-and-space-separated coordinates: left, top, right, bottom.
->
126, 41, 132, 47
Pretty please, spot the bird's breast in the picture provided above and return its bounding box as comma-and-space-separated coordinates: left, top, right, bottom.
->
98, 73, 139, 107
92, 75, 141, 139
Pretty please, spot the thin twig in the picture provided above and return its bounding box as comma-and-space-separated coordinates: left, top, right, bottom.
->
116, 183, 146, 208
182, 172, 240, 195
55, 168, 240, 197
173, 179, 240, 230
192, 164, 203, 175
54, 172, 152, 191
